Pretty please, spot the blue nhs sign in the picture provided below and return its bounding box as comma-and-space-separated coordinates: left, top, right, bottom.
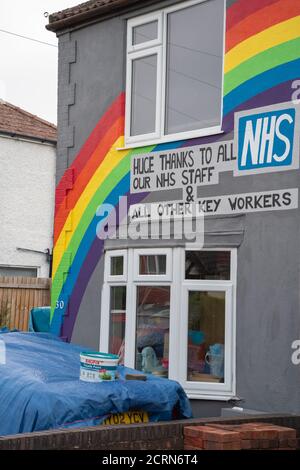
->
237, 107, 295, 171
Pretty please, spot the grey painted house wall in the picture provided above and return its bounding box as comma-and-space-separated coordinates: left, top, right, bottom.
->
51, 0, 300, 417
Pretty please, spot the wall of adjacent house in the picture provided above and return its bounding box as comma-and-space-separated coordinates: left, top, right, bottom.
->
0, 135, 55, 278
51, 0, 300, 415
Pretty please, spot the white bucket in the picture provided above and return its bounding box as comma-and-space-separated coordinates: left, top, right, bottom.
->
80, 351, 119, 382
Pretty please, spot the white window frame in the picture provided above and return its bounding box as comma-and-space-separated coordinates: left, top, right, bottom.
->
100, 246, 236, 400
100, 250, 128, 351
180, 283, 233, 396
125, 0, 226, 148
133, 247, 173, 281
104, 249, 128, 283
179, 247, 237, 399
125, 280, 172, 367
125, 46, 163, 145
127, 11, 163, 53
100, 282, 127, 353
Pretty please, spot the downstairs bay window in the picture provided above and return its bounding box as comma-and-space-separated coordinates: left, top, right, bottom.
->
100, 247, 236, 399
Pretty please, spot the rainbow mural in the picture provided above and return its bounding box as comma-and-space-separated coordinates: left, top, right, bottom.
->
51, 0, 300, 339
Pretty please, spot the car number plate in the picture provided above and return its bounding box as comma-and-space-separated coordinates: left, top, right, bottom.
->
103, 411, 149, 426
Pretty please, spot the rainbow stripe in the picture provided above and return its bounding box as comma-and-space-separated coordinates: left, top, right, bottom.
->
51, 0, 300, 338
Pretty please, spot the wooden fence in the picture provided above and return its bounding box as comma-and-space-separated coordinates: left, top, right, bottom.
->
0, 277, 51, 331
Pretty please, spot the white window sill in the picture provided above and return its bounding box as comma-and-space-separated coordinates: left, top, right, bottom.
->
187, 392, 236, 401
117, 128, 224, 151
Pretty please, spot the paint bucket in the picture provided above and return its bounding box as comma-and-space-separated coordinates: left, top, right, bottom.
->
80, 351, 119, 382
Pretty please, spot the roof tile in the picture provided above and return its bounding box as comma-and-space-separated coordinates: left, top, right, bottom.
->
0, 100, 57, 143
47, 0, 160, 31
49, 0, 126, 23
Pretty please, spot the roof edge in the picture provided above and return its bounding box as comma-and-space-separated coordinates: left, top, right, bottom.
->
0, 129, 57, 145
47, 0, 161, 32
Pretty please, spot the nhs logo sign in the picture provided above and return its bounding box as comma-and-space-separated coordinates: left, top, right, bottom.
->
234, 102, 299, 176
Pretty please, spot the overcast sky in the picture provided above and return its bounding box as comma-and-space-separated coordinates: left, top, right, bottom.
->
0, 1, 80, 124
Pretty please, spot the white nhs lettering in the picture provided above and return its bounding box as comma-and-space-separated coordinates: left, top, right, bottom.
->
240, 113, 293, 168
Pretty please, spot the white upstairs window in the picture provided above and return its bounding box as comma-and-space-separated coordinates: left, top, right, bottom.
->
125, 0, 225, 147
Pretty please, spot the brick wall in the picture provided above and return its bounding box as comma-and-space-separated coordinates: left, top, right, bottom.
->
0, 414, 299, 450
184, 422, 298, 450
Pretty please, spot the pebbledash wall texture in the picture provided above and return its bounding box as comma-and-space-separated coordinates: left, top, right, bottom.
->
48, 0, 300, 416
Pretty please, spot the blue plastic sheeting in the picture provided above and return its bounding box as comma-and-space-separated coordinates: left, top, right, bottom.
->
28, 307, 51, 333
0, 332, 192, 436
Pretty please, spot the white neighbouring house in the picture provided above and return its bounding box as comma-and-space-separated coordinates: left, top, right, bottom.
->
0, 100, 56, 278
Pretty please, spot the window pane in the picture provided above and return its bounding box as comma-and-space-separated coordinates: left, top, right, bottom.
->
135, 286, 170, 378
0, 266, 37, 277
110, 256, 123, 276
131, 54, 157, 136
109, 286, 126, 363
139, 255, 166, 275
187, 290, 225, 383
132, 21, 158, 45
185, 251, 230, 280
165, 0, 224, 135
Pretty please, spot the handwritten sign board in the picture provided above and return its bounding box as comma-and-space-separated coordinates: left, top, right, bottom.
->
129, 189, 298, 221
129, 102, 300, 219
131, 140, 235, 202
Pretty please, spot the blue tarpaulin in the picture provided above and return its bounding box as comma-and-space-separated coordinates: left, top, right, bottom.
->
0, 331, 192, 436
28, 307, 51, 333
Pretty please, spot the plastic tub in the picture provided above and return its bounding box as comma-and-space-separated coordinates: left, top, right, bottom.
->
80, 351, 119, 382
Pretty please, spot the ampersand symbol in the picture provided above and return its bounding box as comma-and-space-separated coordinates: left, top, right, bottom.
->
185, 185, 195, 202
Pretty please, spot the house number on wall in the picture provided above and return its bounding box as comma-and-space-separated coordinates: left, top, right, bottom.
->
291, 340, 300, 365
